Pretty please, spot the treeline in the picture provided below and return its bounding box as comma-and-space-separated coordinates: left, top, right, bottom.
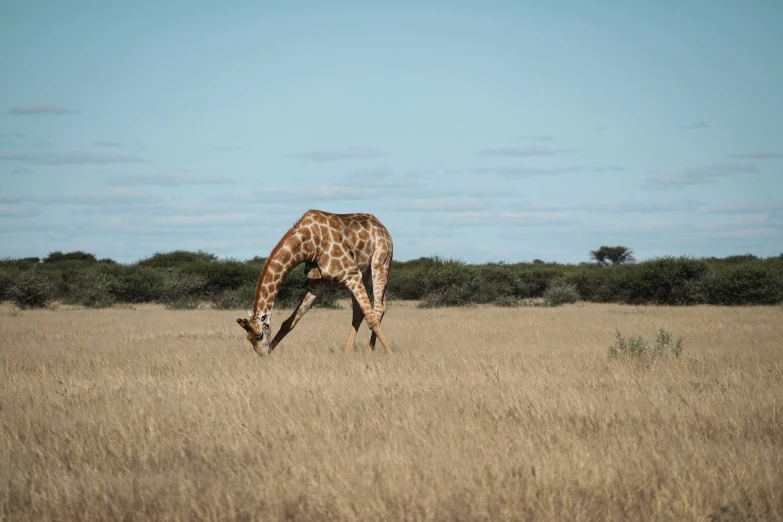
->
1, 250, 782, 310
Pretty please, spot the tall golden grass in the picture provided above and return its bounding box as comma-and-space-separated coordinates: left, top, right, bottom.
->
1, 301, 781, 521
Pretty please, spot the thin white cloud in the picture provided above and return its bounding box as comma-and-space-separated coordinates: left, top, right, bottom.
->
439, 210, 575, 227
576, 201, 703, 213
389, 197, 493, 212
290, 147, 387, 162
706, 163, 759, 173
644, 163, 758, 188
687, 226, 781, 240
290, 185, 380, 201
708, 202, 783, 215
7, 104, 79, 115
38, 188, 160, 206
0, 193, 22, 204
92, 140, 123, 148
678, 121, 711, 129
338, 167, 422, 188
0, 133, 27, 148
599, 219, 680, 232
518, 135, 556, 142
147, 213, 257, 227
0, 205, 40, 218
725, 152, 783, 159
473, 165, 584, 177
106, 173, 232, 186
476, 145, 574, 157
0, 150, 148, 166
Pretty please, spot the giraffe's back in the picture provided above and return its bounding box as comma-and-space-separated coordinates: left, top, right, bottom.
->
298, 209, 392, 272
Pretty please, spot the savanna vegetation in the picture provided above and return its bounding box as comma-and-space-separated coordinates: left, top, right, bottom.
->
1, 248, 781, 311
1, 302, 781, 521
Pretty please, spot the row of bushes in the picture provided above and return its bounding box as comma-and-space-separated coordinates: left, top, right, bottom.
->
1, 250, 781, 309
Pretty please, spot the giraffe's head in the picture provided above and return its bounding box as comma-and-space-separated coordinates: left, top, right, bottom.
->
236, 310, 272, 355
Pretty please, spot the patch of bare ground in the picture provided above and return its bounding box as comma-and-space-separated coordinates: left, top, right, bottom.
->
1, 302, 781, 521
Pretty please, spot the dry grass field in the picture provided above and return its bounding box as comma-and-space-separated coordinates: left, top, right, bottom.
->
1, 301, 781, 521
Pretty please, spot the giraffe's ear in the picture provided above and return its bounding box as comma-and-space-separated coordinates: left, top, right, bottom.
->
248, 310, 253, 317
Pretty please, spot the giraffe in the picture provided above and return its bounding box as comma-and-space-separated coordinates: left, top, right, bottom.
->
237, 209, 393, 356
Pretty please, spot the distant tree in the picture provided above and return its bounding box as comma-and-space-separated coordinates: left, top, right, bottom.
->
590, 246, 635, 266
532, 259, 545, 265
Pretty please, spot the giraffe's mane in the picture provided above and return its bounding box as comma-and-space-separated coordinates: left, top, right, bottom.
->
251, 210, 313, 315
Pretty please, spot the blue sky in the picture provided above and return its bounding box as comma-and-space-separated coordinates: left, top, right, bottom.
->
1, 1, 781, 264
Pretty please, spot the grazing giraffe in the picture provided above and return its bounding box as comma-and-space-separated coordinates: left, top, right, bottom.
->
237, 209, 393, 356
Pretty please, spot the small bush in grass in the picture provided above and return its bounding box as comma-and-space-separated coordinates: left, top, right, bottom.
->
609, 328, 684, 359
8, 271, 54, 309
654, 328, 684, 357
543, 282, 580, 307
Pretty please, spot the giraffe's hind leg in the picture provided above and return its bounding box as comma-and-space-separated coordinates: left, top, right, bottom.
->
343, 295, 364, 352
368, 272, 389, 352
367, 247, 391, 351
342, 271, 390, 353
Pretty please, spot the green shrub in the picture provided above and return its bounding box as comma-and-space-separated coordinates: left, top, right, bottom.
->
209, 284, 256, 310
138, 250, 217, 268
493, 295, 519, 307
516, 266, 569, 297
181, 258, 258, 293
0, 257, 40, 270
1, 250, 780, 309
8, 271, 54, 309
417, 261, 481, 307
653, 328, 684, 358
543, 282, 580, 307
387, 268, 427, 300
478, 264, 524, 301
618, 257, 710, 305
110, 266, 165, 303
69, 271, 117, 308
608, 330, 648, 358
0, 267, 20, 300
708, 261, 783, 305
557, 267, 619, 302
43, 250, 98, 264
608, 328, 684, 359
160, 272, 208, 303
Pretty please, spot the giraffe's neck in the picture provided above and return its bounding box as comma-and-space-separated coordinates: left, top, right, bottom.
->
251, 232, 308, 318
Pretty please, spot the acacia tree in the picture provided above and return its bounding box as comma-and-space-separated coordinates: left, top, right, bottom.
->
590, 246, 635, 266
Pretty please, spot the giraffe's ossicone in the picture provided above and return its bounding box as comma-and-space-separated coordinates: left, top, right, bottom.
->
237, 209, 393, 356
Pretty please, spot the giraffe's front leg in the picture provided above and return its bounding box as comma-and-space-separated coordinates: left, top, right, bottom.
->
268, 288, 319, 352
